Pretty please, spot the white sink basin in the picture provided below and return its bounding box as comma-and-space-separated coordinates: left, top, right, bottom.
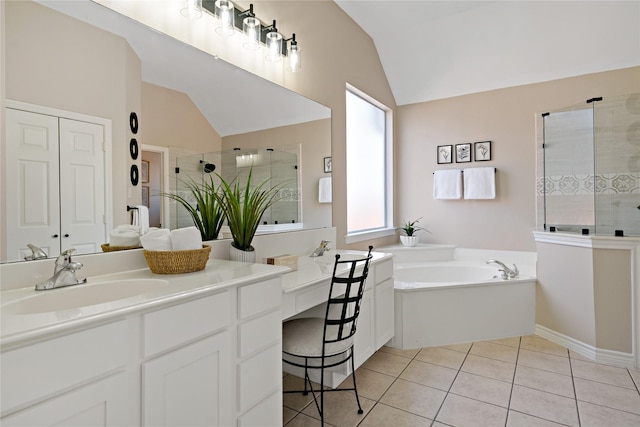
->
4, 279, 169, 315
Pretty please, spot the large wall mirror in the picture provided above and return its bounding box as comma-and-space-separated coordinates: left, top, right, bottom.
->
2, 0, 331, 263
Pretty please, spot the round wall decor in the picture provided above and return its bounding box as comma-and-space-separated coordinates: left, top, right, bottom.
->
129, 112, 139, 134
130, 164, 139, 186
130, 138, 139, 159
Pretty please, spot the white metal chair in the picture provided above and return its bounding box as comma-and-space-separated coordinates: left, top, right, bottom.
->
282, 246, 374, 425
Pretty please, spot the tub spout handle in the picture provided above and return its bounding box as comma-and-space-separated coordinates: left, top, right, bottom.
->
486, 259, 519, 279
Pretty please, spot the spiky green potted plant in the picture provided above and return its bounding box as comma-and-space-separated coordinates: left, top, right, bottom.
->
215, 167, 283, 262
161, 175, 225, 241
396, 217, 427, 247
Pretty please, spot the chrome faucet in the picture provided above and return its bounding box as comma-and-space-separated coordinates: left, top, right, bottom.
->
310, 240, 331, 257
24, 243, 48, 261
486, 259, 519, 280
35, 249, 87, 291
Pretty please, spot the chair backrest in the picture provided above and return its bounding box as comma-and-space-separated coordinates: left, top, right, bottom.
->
323, 246, 374, 348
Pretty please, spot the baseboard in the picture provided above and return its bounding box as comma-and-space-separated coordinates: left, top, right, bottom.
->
535, 324, 635, 368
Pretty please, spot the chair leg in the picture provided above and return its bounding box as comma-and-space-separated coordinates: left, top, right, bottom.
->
320, 356, 325, 426
350, 348, 364, 415
303, 359, 309, 396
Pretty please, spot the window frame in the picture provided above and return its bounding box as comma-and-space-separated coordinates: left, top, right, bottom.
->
344, 83, 394, 244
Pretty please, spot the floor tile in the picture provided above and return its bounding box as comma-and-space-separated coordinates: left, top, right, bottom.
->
521, 335, 569, 358
574, 377, 640, 415
470, 340, 519, 363
461, 354, 516, 382
283, 407, 299, 425
577, 400, 640, 427
510, 384, 579, 426
337, 367, 395, 401
360, 350, 412, 377
415, 346, 467, 370
300, 391, 375, 427
518, 349, 571, 375
514, 365, 575, 398
444, 342, 472, 353
399, 359, 458, 391
490, 336, 521, 348
569, 350, 594, 362
285, 411, 329, 427
358, 403, 432, 426
378, 346, 420, 359
379, 378, 446, 420
629, 368, 640, 390
450, 371, 512, 407
283, 374, 316, 411
571, 358, 637, 389
506, 410, 568, 426
436, 393, 508, 427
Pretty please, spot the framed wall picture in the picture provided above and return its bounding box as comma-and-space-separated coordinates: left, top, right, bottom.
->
324, 156, 332, 173
455, 143, 472, 163
141, 160, 149, 183
437, 145, 453, 164
474, 141, 492, 161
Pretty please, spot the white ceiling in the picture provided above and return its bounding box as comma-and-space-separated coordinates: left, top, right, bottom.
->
335, 1, 640, 106
37, 0, 330, 137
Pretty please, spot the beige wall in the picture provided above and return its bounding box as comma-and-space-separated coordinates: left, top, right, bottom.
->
398, 67, 640, 252
222, 119, 332, 230
593, 248, 632, 353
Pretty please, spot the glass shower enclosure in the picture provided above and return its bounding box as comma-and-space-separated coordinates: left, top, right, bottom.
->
173, 148, 300, 232
542, 93, 640, 236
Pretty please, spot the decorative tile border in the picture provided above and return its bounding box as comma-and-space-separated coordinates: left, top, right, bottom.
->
536, 172, 639, 195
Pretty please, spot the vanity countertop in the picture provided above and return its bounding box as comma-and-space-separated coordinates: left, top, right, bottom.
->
1, 259, 289, 347
281, 250, 392, 293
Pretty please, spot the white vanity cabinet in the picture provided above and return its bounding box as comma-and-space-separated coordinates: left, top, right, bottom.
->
0, 320, 132, 425
1, 274, 284, 427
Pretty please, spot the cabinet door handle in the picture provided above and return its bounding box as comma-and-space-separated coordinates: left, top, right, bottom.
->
63, 234, 70, 238
52, 234, 59, 238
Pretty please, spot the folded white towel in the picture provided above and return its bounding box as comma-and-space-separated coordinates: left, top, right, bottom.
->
110, 224, 141, 247
318, 177, 332, 203
464, 167, 496, 199
433, 169, 462, 199
140, 228, 172, 251
171, 227, 203, 251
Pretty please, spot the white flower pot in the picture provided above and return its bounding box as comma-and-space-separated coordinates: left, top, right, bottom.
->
230, 244, 256, 263
400, 235, 418, 247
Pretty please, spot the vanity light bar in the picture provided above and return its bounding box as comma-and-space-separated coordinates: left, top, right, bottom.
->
201, 0, 294, 57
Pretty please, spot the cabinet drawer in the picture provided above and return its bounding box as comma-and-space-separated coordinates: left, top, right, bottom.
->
238, 309, 281, 358
238, 277, 281, 320
1, 320, 127, 415
143, 291, 230, 357
238, 343, 281, 412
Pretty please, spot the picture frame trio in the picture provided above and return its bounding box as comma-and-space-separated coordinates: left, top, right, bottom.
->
437, 141, 492, 164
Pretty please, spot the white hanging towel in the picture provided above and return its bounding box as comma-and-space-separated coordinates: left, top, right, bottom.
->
433, 169, 462, 199
318, 177, 332, 203
464, 167, 496, 199
134, 205, 150, 235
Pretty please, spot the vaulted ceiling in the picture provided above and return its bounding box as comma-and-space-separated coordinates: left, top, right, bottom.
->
335, 1, 640, 106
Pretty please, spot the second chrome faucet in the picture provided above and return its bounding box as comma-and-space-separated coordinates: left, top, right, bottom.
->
35, 249, 87, 291
486, 259, 519, 280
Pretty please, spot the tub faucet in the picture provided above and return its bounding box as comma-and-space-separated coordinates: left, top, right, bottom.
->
486, 259, 519, 280
35, 249, 87, 291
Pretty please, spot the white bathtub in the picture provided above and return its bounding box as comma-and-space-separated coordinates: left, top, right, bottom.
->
380, 245, 537, 349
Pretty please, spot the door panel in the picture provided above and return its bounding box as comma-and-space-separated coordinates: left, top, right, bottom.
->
59, 118, 106, 255
5, 109, 60, 260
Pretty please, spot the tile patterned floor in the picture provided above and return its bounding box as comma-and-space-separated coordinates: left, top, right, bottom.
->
282, 335, 640, 426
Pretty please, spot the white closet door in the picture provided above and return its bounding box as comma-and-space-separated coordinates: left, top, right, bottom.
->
59, 118, 106, 255
5, 109, 60, 261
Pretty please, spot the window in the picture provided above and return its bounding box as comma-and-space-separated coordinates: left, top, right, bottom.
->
345, 85, 393, 243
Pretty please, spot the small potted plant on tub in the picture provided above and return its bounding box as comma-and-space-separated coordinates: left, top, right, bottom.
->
397, 217, 427, 247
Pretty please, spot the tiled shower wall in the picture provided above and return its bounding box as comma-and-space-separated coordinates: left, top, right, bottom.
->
535, 93, 640, 236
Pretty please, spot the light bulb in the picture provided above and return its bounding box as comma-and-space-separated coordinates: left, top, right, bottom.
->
215, 0, 235, 36
180, 0, 202, 19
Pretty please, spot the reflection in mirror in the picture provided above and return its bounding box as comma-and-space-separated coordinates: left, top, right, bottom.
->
2, 0, 331, 263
